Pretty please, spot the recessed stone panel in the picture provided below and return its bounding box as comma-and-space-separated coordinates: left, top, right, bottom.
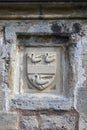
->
18, 47, 62, 94
7, 25, 73, 110
12, 33, 65, 95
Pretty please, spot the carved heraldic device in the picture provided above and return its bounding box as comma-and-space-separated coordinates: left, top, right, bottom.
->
26, 51, 57, 91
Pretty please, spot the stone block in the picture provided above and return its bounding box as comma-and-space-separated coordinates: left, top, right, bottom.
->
10, 94, 73, 110
76, 87, 87, 114
0, 59, 4, 86
0, 112, 18, 130
20, 111, 78, 130
79, 114, 87, 130
40, 113, 77, 130
20, 115, 38, 130
19, 47, 62, 94
82, 58, 87, 86
0, 91, 5, 110
0, 46, 2, 56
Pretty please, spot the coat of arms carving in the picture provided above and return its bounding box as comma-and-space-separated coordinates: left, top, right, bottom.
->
10, 33, 67, 94
26, 51, 57, 91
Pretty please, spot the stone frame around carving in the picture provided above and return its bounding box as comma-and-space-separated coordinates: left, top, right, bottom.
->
5, 22, 75, 110
16, 34, 65, 94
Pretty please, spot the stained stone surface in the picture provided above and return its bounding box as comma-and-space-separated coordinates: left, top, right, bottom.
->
20, 112, 78, 130
10, 94, 73, 110
76, 87, 87, 114
20, 115, 38, 130
0, 59, 5, 111
40, 114, 77, 130
0, 31, 5, 111
0, 19, 86, 130
79, 114, 87, 130
0, 112, 18, 130
5, 20, 84, 97
82, 35, 87, 87
0, 91, 5, 110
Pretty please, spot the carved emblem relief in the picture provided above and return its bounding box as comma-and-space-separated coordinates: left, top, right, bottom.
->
19, 47, 62, 93
27, 52, 56, 91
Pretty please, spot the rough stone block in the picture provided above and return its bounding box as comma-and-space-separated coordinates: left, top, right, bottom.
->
82, 58, 87, 86
79, 114, 87, 130
20, 115, 38, 130
40, 113, 77, 130
20, 112, 78, 130
0, 60, 4, 87
76, 87, 87, 114
10, 94, 73, 110
0, 91, 5, 110
0, 112, 18, 130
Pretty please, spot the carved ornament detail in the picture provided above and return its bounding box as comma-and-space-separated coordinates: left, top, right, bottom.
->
27, 52, 57, 91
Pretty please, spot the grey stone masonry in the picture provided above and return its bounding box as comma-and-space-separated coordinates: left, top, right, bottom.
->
76, 87, 87, 115
20, 111, 78, 130
0, 112, 18, 130
10, 94, 73, 110
0, 1, 86, 130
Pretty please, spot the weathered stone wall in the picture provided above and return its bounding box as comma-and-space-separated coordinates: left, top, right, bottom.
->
0, 2, 87, 130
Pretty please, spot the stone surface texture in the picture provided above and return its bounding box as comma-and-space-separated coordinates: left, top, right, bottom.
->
0, 112, 18, 130
20, 111, 78, 130
0, 1, 87, 130
39, 113, 77, 130
20, 115, 38, 130
10, 94, 73, 110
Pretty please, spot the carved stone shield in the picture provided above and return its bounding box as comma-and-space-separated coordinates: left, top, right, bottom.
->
26, 52, 57, 91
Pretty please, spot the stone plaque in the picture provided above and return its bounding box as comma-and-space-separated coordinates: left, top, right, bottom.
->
17, 46, 63, 94
11, 33, 66, 95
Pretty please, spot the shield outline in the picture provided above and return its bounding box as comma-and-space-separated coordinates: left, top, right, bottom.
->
26, 52, 57, 91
